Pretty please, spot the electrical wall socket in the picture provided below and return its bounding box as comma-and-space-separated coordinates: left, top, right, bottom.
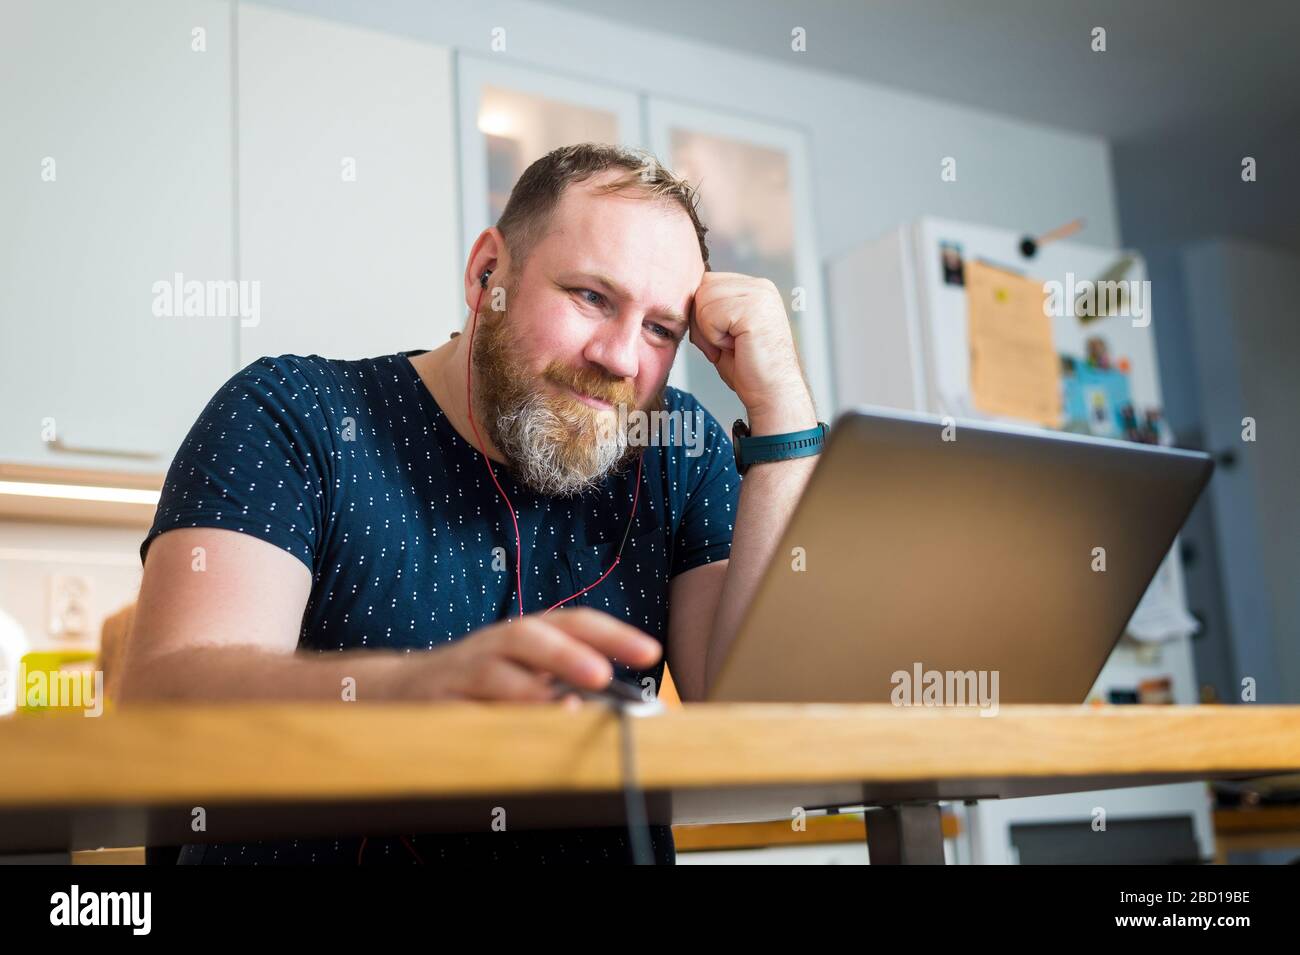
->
47, 573, 93, 639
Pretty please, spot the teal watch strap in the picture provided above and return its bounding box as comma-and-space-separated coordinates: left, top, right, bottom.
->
732, 419, 829, 475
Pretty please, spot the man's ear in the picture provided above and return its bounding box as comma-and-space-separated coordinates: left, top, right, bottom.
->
463, 225, 507, 308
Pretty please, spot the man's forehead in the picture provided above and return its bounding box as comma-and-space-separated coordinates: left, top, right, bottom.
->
534, 179, 704, 310
548, 172, 685, 236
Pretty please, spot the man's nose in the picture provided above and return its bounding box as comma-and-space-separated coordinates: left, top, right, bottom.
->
583, 314, 640, 382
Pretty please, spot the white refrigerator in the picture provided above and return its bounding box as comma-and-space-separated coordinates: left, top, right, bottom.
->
827, 217, 1213, 864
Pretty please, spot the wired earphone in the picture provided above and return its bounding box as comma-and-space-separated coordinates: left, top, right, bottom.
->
466, 268, 645, 620
358, 269, 658, 866
469, 269, 658, 866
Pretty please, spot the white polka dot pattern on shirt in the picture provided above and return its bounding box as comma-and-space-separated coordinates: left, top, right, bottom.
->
143, 350, 740, 865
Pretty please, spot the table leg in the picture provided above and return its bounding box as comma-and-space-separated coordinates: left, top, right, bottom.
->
866, 804, 946, 864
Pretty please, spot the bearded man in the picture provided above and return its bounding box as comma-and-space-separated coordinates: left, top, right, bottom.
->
122, 143, 825, 864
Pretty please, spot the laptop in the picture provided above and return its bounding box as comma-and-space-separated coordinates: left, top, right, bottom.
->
707, 407, 1213, 704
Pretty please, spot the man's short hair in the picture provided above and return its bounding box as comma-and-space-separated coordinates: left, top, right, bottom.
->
496, 143, 710, 270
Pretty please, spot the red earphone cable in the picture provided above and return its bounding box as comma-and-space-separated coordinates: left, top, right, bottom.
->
541, 454, 642, 614
362, 278, 643, 865
465, 277, 643, 619
356, 834, 425, 865
465, 279, 527, 618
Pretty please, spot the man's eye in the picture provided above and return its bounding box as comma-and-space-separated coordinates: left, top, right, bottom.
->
647, 323, 679, 342
575, 288, 606, 308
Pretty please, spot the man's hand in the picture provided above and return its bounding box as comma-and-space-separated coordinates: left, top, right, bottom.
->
391, 607, 663, 703
689, 271, 816, 429
121, 527, 660, 706
670, 273, 822, 700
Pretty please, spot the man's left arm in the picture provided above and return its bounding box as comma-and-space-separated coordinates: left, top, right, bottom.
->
666, 272, 820, 701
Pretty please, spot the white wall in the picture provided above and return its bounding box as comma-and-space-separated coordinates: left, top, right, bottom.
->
1116, 125, 1300, 706
0, 522, 145, 657
1183, 238, 1300, 702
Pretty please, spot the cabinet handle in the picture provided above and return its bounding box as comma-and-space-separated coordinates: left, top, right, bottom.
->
48, 436, 159, 461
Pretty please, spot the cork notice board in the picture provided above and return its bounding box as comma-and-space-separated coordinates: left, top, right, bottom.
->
966, 260, 1061, 426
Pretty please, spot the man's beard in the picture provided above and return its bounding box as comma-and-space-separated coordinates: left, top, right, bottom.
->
470, 297, 663, 497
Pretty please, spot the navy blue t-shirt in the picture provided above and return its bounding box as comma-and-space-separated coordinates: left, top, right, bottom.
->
139, 350, 740, 864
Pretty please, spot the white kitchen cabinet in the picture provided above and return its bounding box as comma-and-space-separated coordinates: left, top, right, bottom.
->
236, 3, 461, 362
0, 0, 237, 474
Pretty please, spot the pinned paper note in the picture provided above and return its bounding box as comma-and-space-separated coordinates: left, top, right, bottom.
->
965, 259, 1061, 426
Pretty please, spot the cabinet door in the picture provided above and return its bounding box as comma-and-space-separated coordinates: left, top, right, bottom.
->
647, 100, 834, 427
236, 3, 461, 361
456, 55, 643, 266
0, 0, 236, 474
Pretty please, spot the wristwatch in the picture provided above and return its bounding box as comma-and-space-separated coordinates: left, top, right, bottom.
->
731, 418, 830, 476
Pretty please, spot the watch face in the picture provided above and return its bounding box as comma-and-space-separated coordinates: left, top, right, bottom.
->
731, 419, 748, 475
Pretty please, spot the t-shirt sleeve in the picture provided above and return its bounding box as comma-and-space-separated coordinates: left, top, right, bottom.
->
669, 393, 741, 578
139, 356, 334, 573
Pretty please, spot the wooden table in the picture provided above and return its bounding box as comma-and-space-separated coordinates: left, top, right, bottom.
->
4, 703, 1299, 864
1213, 805, 1300, 864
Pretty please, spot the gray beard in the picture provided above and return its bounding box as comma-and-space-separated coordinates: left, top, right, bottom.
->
491, 391, 634, 498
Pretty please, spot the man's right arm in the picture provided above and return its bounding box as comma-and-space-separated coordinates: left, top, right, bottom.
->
118, 527, 408, 702
118, 527, 661, 704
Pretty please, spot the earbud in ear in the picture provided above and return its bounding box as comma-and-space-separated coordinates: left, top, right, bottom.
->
479, 269, 493, 289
